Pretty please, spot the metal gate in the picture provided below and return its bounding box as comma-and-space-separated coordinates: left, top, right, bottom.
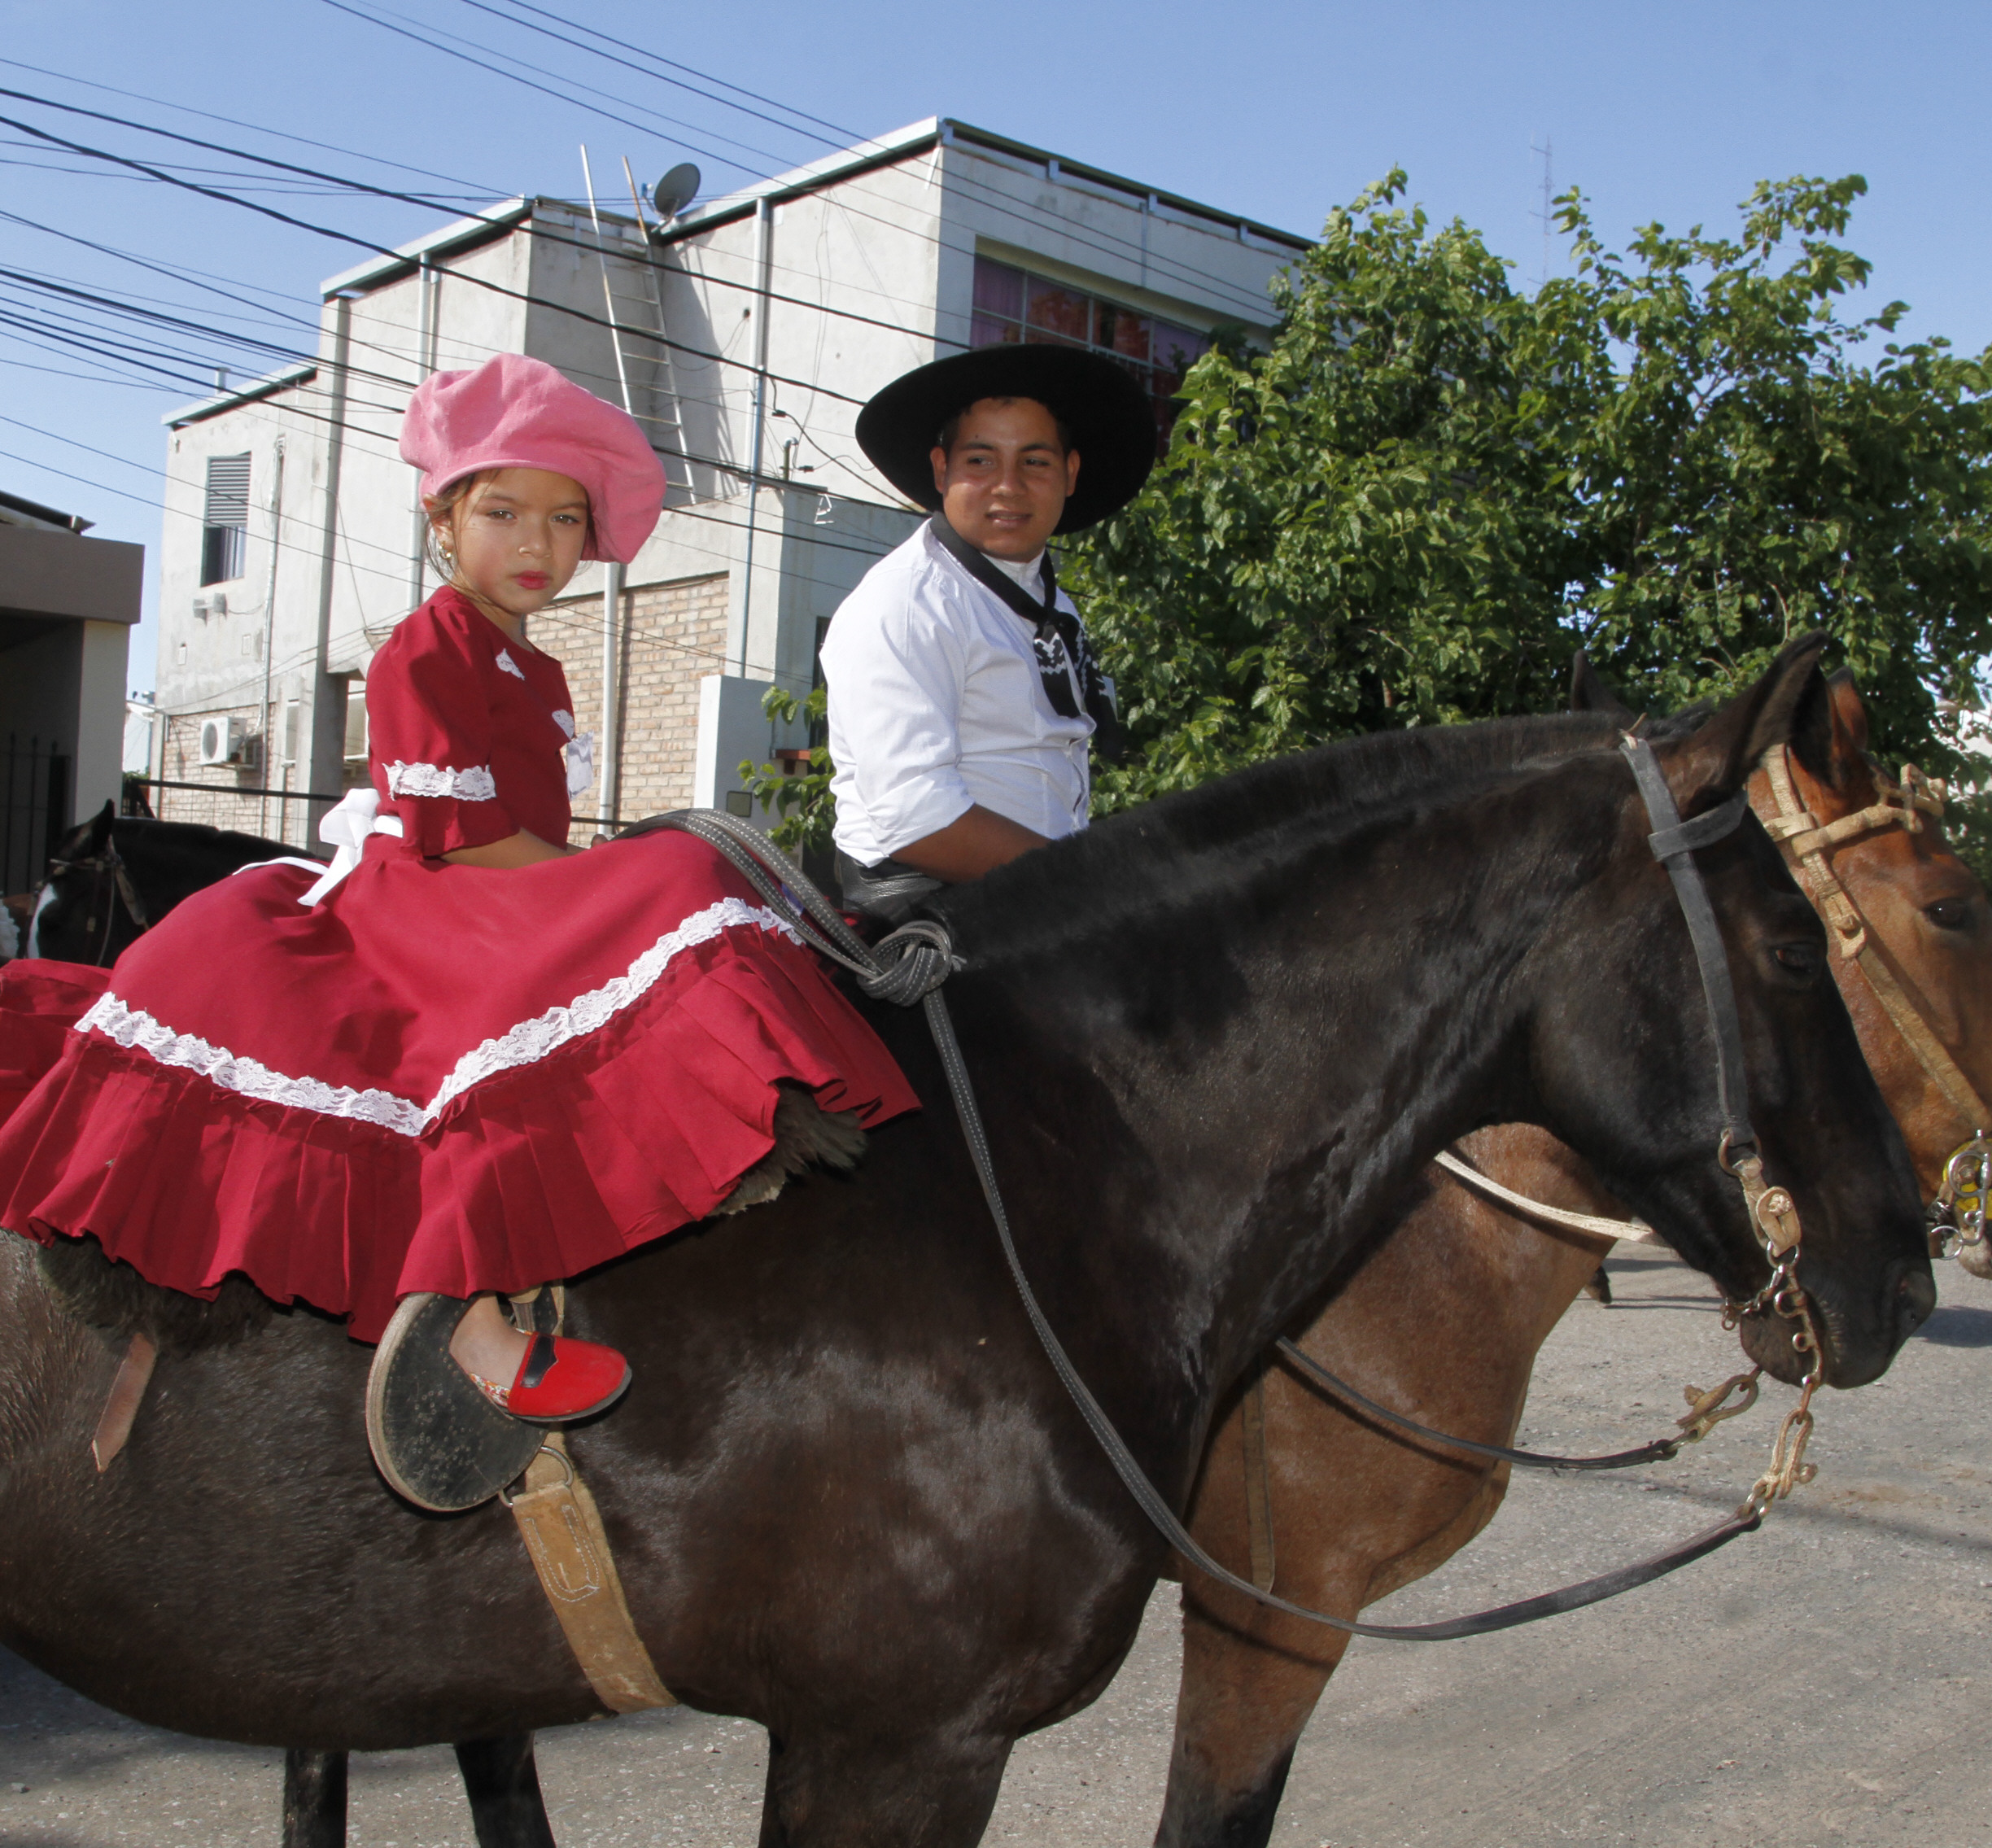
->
2, 734, 71, 894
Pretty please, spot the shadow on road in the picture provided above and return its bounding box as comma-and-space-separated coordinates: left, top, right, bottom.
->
1916, 1303, 1992, 1348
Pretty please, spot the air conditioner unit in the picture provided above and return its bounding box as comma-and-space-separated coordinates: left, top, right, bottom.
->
192, 596, 210, 620
198, 715, 247, 766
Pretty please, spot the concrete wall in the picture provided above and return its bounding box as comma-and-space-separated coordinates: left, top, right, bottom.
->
0, 523, 141, 827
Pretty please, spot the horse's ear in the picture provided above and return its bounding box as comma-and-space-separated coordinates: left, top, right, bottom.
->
87, 799, 115, 850
1569, 652, 1634, 720
1788, 668, 1868, 792
1659, 633, 1829, 809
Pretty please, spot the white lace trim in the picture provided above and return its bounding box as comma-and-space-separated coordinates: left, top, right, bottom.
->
387, 760, 498, 802
495, 648, 525, 680
74, 897, 805, 1138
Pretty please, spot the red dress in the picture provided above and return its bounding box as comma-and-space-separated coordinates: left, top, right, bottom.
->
0, 588, 917, 1339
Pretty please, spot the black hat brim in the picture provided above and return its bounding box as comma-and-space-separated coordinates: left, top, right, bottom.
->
856, 344, 1156, 534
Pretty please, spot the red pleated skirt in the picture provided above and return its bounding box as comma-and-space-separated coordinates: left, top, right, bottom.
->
0, 830, 918, 1339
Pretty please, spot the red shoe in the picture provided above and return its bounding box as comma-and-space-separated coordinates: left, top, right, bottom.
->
465, 1332, 631, 1424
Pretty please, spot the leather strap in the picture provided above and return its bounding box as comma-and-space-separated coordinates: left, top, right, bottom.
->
1620, 739, 1756, 1156
1761, 745, 1989, 1137
1239, 1370, 1276, 1592
91, 1330, 156, 1472
1433, 1147, 1662, 1245
505, 1432, 675, 1715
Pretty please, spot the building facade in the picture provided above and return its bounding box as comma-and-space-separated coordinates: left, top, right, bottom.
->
1, 489, 139, 890
148, 120, 1306, 849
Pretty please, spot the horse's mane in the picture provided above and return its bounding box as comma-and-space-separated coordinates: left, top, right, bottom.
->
935, 710, 1637, 965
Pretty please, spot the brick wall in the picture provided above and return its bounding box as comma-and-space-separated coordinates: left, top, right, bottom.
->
154, 709, 317, 846
531, 573, 729, 841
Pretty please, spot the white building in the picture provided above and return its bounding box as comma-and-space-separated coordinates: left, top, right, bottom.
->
150, 118, 1306, 847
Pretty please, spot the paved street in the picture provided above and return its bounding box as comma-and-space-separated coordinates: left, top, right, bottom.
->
4, 1246, 1990, 1848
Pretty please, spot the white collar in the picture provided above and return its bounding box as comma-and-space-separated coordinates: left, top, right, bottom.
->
986, 549, 1048, 596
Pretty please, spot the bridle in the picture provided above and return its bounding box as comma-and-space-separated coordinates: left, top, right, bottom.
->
1756, 744, 1992, 1254
38, 833, 152, 967
1618, 735, 1822, 1519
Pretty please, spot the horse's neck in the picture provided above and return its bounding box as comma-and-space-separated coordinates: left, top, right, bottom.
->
970, 791, 1578, 1426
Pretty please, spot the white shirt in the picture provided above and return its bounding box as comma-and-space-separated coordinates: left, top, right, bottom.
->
821, 523, 1094, 867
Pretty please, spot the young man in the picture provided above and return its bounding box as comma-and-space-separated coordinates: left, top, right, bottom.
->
822, 345, 1156, 915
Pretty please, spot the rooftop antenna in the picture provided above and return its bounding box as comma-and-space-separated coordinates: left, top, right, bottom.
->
649, 162, 701, 234
1530, 135, 1553, 291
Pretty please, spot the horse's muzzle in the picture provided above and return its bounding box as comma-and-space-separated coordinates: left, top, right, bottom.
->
1739, 1256, 1935, 1388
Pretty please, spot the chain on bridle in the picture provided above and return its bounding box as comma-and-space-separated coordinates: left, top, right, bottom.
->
38, 834, 152, 967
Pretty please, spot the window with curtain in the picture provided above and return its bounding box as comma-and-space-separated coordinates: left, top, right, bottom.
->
968, 258, 1212, 452
200, 452, 251, 586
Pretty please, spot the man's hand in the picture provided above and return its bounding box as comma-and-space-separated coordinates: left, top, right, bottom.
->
894, 805, 1047, 881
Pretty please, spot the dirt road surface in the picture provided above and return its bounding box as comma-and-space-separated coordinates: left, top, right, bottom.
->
4, 1246, 1988, 1847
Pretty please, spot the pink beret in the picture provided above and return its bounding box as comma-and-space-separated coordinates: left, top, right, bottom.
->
399, 352, 665, 564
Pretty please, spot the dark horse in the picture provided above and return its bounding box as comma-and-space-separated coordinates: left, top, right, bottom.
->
14, 802, 303, 966
0, 643, 1932, 1847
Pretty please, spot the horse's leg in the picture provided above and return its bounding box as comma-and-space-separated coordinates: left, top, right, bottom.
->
454, 1734, 557, 1848
754, 1728, 1011, 1848
1154, 1580, 1356, 1848
281, 1749, 348, 1848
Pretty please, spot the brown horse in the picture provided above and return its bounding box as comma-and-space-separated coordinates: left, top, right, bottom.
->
1156, 669, 1992, 1848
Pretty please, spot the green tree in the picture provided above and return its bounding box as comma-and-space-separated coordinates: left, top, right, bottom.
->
1067, 172, 1992, 845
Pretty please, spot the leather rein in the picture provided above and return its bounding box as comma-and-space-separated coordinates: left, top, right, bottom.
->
38, 834, 151, 967
632, 758, 1822, 1641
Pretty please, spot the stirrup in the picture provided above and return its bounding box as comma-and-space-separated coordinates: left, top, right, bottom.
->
365, 1294, 544, 1514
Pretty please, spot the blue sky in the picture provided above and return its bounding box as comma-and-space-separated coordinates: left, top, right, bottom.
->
2, 0, 1986, 693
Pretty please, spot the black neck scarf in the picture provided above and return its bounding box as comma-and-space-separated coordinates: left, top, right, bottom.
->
927, 512, 1125, 763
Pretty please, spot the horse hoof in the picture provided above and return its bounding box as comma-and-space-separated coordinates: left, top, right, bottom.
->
365, 1295, 545, 1513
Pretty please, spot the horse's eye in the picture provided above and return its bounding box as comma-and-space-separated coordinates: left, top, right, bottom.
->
1925, 898, 1972, 932
1773, 942, 1820, 978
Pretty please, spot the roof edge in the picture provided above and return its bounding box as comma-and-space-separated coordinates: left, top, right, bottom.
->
165, 360, 318, 428
318, 198, 533, 298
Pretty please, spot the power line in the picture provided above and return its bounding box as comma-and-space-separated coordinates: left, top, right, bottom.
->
0, 103, 884, 410
466, 0, 859, 146
0, 54, 512, 198
316, 0, 776, 182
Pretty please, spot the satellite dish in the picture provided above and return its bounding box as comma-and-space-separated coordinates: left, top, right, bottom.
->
651, 163, 701, 225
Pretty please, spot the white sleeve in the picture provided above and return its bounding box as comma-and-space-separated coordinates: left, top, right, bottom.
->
822, 576, 976, 860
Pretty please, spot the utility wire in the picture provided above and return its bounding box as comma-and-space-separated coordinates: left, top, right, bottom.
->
0, 54, 511, 198
317, 0, 775, 181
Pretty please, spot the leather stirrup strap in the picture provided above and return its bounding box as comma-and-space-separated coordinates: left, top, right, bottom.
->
1239, 1370, 1276, 1592
505, 1431, 675, 1715
92, 1331, 157, 1473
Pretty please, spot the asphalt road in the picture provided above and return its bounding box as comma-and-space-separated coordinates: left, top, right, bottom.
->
4, 1246, 1990, 1848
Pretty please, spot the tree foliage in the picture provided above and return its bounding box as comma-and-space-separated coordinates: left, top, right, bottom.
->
1066, 172, 1992, 850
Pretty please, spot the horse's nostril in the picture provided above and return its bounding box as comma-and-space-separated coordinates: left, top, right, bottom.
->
1898, 1267, 1937, 1335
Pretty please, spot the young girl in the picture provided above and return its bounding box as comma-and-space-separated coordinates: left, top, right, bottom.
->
0, 354, 916, 1462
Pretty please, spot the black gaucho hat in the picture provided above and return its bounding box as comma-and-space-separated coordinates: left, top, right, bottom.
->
856, 343, 1156, 534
